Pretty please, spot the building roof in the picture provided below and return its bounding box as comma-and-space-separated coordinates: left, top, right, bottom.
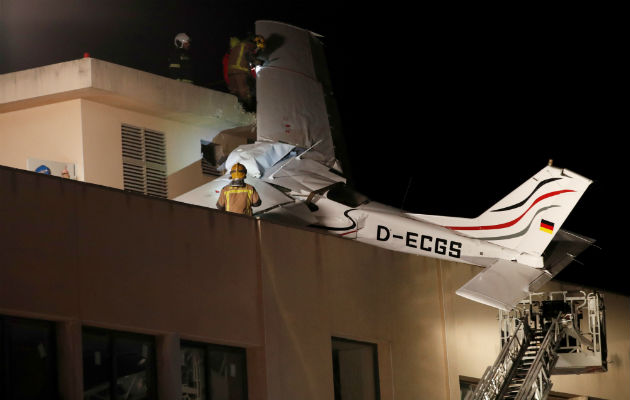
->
0, 57, 255, 129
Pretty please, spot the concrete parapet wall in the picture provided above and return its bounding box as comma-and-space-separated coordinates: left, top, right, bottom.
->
0, 58, 255, 128
0, 166, 628, 399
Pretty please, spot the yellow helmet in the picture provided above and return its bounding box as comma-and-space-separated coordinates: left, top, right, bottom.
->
254, 35, 265, 50
230, 163, 247, 180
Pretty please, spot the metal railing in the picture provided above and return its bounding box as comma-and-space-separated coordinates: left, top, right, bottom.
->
513, 314, 564, 400
471, 319, 531, 400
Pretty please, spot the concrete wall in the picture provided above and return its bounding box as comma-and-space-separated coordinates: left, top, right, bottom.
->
0, 58, 253, 128
0, 166, 265, 399
0, 98, 229, 196
0, 100, 85, 180
0, 166, 628, 399
80, 98, 220, 193
1, 58, 256, 198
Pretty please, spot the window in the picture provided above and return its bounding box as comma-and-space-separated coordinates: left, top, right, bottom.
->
332, 337, 380, 400
200, 141, 225, 176
82, 327, 156, 400
121, 124, 168, 198
181, 341, 247, 400
0, 315, 58, 400
326, 184, 369, 207
459, 376, 477, 399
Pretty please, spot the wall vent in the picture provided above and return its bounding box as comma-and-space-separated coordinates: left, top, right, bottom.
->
121, 124, 167, 198
201, 157, 223, 176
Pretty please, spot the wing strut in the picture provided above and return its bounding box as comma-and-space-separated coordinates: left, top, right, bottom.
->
268, 139, 322, 180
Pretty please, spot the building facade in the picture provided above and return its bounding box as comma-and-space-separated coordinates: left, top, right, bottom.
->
1, 60, 628, 399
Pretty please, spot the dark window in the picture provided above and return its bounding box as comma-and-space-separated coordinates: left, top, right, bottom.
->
326, 184, 369, 208
181, 341, 247, 400
82, 327, 156, 400
332, 337, 380, 400
0, 315, 58, 400
459, 376, 477, 399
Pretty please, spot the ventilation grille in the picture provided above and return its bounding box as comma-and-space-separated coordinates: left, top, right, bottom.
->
201, 158, 223, 176
121, 124, 167, 198
145, 129, 168, 197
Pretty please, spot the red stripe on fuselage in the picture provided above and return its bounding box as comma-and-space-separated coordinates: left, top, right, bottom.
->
446, 190, 574, 231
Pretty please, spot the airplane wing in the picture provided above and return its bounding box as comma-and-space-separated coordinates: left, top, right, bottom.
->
456, 260, 552, 311
255, 20, 342, 170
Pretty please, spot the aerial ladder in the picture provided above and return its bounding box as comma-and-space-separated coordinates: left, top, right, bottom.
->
469, 291, 606, 400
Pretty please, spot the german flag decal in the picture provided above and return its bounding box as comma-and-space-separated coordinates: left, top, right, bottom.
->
540, 219, 555, 234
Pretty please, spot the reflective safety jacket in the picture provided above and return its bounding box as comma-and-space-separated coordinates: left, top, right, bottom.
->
227, 40, 256, 74
168, 48, 193, 83
216, 184, 261, 216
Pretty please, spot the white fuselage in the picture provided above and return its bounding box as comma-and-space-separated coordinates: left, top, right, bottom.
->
308, 197, 540, 269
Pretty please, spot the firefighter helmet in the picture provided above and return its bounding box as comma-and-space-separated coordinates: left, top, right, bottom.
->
254, 35, 266, 50
230, 163, 247, 180
174, 33, 191, 48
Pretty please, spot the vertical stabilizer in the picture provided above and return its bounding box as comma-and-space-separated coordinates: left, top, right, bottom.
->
411, 165, 592, 256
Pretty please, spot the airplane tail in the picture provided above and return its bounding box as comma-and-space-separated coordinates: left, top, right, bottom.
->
411, 164, 592, 256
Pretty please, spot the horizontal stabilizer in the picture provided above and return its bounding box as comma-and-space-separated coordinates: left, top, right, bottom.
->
456, 259, 551, 311
543, 229, 595, 275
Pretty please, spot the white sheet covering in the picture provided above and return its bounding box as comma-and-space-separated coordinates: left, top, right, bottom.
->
225, 142, 295, 178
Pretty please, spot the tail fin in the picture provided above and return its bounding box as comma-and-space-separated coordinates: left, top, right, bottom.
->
411, 165, 592, 256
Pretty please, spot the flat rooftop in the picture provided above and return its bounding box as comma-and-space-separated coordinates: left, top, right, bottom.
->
0, 57, 255, 129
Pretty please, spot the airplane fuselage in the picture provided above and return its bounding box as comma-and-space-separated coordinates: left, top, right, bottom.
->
306, 197, 537, 269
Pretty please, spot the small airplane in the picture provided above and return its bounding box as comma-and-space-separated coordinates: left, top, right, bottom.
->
176, 21, 594, 311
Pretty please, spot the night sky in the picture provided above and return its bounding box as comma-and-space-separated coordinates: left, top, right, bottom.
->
1, 2, 623, 294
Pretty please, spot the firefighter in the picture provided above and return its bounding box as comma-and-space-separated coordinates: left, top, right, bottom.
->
225, 35, 265, 110
216, 163, 261, 216
168, 33, 193, 84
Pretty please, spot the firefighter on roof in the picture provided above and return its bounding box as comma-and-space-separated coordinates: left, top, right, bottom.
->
216, 163, 261, 216
225, 34, 265, 111
168, 33, 193, 84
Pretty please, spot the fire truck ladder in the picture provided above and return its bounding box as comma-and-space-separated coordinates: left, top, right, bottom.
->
470, 314, 565, 400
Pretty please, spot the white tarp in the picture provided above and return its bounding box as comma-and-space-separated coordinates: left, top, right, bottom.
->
225, 142, 295, 178
255, 20, 337, 167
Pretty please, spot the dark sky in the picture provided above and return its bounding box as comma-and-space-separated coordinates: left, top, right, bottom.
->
1, 1, 623, 294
